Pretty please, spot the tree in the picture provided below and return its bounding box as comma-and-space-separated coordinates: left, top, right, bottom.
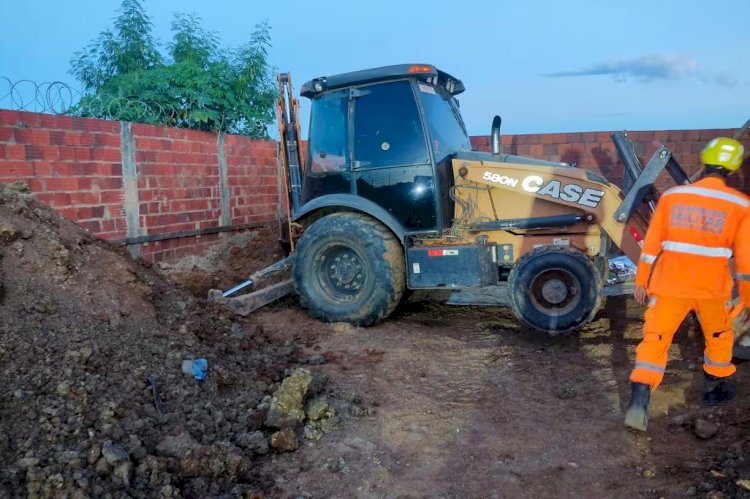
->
69, 0, 276, 137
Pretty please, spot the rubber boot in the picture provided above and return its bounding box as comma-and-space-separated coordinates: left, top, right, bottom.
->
624, 382, 650, 432
704, 373, 737, 406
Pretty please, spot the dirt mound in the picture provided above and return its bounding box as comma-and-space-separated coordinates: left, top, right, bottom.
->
159, 225, 286, 298
0, 183, 299, 497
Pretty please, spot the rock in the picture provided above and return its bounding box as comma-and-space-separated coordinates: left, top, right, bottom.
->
18, 457, 40, 469
303, 422, 323, 441
643, 468, 656, 478
56, 382, 71, 397
694, 419, 719, 440
94, 457, 111, 477
265, 368, 312, 429
235, 431, 269, 455
270, 428, 299, 452
178, 444, 250, 480
325, 457, 349, 473
330, 323, 352, 333
113, 462, 133, 487
0, 222, 18, 244
156, 432, 200, 458
555, 384, 577, 399
670, 414, 691, 427
308, 353, 326, 365
87, 445, 101, 465
101, 441, 130, 465
306, 397, 334, 421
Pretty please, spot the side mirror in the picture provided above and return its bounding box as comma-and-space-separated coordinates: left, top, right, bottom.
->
491, 115, 502, 154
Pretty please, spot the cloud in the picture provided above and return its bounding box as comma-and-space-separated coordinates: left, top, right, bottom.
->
546, 53, 698, 82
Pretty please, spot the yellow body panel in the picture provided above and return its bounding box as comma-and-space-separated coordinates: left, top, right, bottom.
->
439, 158, 647, 266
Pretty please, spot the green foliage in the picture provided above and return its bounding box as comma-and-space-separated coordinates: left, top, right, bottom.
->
69, 1, 276, 137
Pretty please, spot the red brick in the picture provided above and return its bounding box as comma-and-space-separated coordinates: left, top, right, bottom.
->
56, 147, 75, 161
93, 133, 120, 148
0, 110, 22, 125
78, 220, 102, 233
74, 148, 91, 161
91, 148, 120, 162
13, 128, 49, 144
0, 161, 34, 176
529, 144, 544, 157
24, 144, 45, 160
46, 177, 79, 191
5, 144, 25, 160
77, 206, 105, 219
32, 161, 52, 177
49, 130, 65, 145
93, 177, 123, 190
69, 192, 102, 205
57, 207, 78, 220
0, 127, 15, 142
43, 146, 61, 161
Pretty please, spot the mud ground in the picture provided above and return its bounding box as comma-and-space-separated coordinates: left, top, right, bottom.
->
251, 297, 750, 498
3, 182, 750, 498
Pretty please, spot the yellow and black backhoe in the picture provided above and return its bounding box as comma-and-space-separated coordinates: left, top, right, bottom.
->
212, 63, 698, 334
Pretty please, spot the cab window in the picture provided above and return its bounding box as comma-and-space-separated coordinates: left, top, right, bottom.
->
308, 90, 348, 174
353, 80, 429, 169
418, 83, 471, 161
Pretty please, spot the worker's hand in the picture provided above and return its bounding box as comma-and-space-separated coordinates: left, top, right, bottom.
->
734, 307, 750, 338
634, 285, 648, 305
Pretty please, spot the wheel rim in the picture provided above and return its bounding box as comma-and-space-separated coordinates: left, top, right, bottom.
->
315, 243, 367, 302
529, 267, 581, 316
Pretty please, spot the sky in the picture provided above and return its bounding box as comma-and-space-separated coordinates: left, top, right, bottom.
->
1, 0, 749, 137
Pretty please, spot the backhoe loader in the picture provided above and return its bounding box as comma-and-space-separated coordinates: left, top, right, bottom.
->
212, 63, 695, 334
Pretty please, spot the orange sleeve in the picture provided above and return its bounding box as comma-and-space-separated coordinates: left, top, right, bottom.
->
735, 207, 750, 308
635, 200, 668, 287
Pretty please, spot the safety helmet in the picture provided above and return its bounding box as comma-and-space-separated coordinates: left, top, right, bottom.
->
700, 137, 745, 172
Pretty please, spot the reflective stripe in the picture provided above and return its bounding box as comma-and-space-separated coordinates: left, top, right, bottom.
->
661, 241, 733, 258
736, 273, 750, 281
635, 361, 665, 373
640, 253, 657, 264
664, 186, 750, 208
704, 355, 732, 368
648, 297, 657, 307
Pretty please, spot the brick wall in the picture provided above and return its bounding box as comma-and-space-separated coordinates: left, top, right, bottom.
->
1, 108, 748, 263
470, 128, 750, 195
0, 110, 279, 262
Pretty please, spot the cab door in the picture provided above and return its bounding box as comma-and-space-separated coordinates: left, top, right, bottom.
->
351, 80, 439, 231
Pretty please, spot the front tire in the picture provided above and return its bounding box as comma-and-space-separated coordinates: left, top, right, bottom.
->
508, 246, 602, 334
292, 212, 405, 326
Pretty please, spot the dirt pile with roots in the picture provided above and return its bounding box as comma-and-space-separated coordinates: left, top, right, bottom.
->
0, 183, 300, 497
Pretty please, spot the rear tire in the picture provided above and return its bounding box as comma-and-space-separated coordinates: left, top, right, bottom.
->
508, 246, 602, 334
292, 212, 405, 326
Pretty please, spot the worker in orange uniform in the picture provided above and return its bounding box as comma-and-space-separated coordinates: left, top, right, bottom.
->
624, 137, 750, 432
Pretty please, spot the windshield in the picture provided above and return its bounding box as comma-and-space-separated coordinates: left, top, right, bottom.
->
417, 82, 471, 161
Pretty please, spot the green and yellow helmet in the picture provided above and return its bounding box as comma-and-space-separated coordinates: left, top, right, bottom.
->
700, 137, 745, 172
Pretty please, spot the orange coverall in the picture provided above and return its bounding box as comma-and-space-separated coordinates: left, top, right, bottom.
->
630, 176, 750, 388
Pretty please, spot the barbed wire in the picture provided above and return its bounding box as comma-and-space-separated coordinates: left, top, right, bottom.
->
0, 77, 268, 135
0, 77, 79, 114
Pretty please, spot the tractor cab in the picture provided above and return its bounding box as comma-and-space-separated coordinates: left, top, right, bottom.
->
298, 64, 473, 234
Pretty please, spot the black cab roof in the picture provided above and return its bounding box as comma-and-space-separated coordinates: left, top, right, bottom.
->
300, 64, 465, 98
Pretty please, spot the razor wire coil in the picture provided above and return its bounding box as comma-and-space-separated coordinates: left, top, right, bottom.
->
0, 77, 266, 134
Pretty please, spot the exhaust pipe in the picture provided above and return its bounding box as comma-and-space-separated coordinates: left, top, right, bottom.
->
491, 115, 502, 154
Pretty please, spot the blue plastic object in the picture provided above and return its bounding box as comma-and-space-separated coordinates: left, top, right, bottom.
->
192, 358, 208, 381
